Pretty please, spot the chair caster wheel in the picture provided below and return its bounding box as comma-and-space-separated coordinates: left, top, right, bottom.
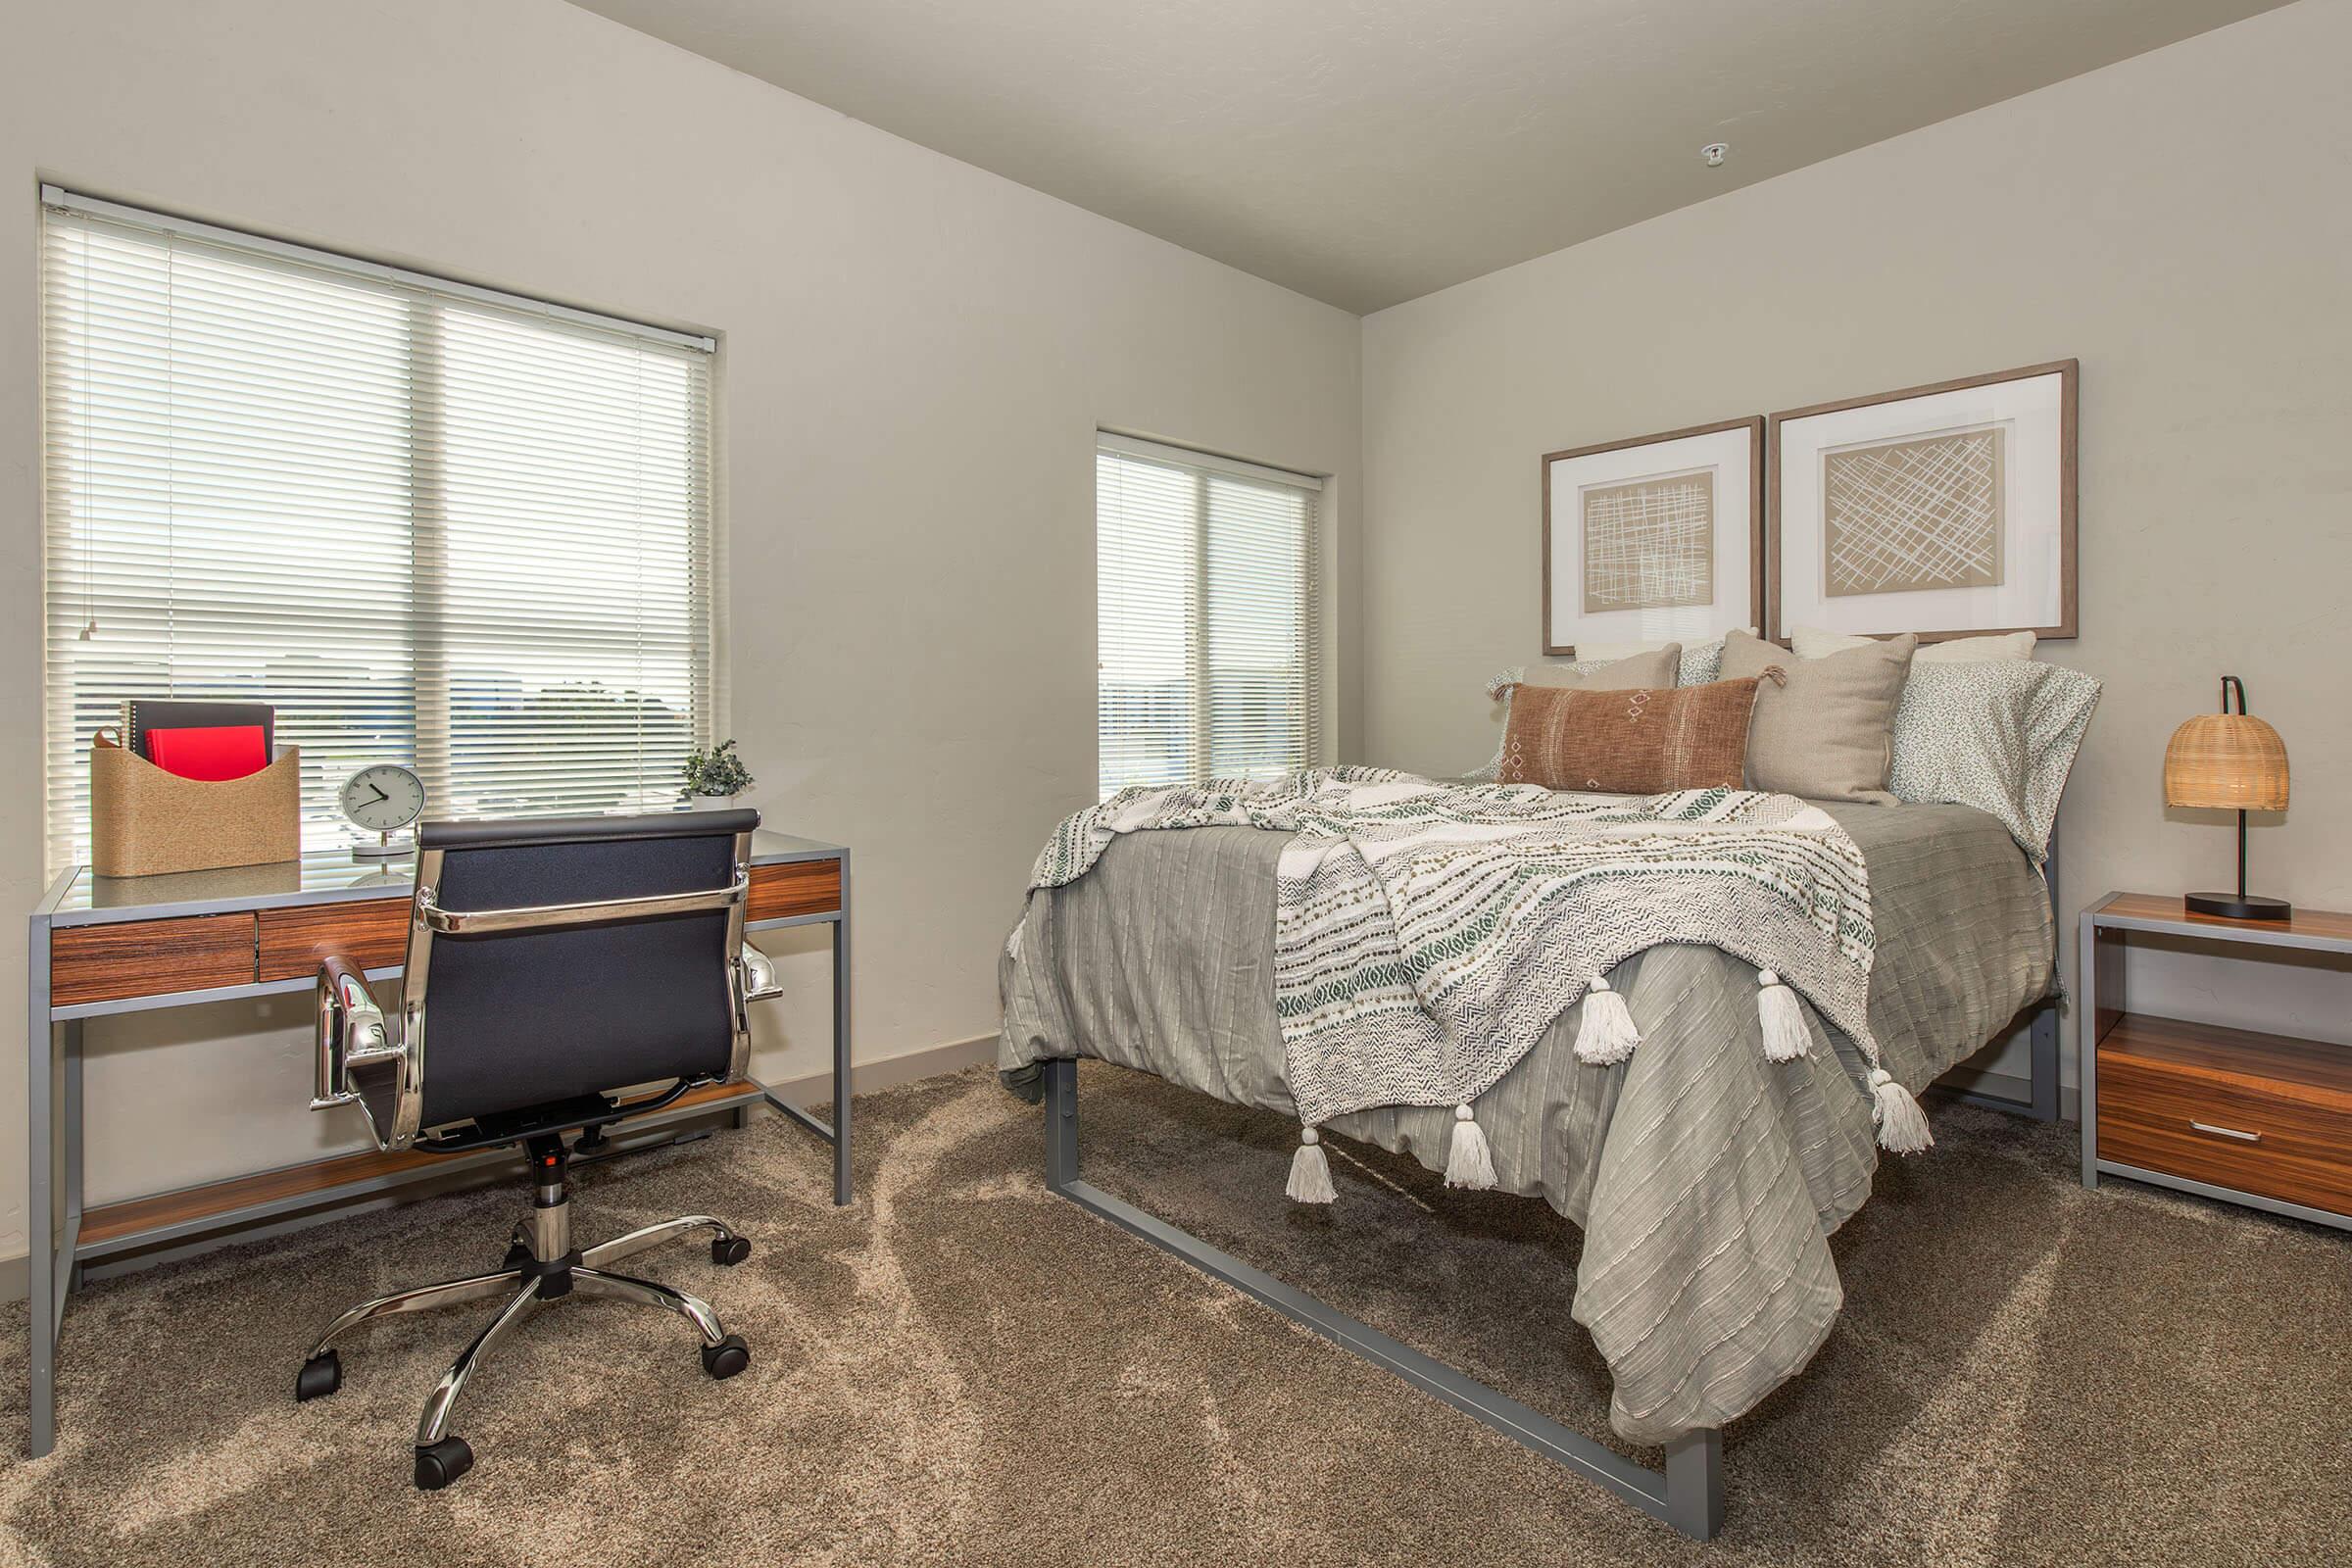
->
702, 1334, 750, 1380
414, 1436, 473, 1490
710, 1235, 752, 1266
295, 1350, 341, 1402
502, 1240, 530, 1270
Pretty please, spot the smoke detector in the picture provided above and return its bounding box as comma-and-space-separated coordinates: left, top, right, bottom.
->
1700, 143, 1729, 168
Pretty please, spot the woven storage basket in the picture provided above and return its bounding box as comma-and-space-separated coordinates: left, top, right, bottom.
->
89, 729, 302, 876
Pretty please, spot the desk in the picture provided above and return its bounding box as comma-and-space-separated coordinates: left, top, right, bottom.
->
24, 829, 850, 1459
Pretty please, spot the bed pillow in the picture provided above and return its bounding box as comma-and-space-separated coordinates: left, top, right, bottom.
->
1558, 629, 1754, 686
1514, 645, 1683, 694
1719, 628, 1916, 804
1567, 638, 1674, 662
1791, 626, 2037, 663
1888, 661, 2102, 861
1494, 677, 1766, 793
1673, 634, 1742, 687
1468, 646, 1683, 778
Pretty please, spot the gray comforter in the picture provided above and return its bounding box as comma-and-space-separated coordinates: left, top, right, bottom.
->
998, 801, 2054, 1443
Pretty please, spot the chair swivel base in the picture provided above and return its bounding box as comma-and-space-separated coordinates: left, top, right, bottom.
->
295, 1152, 752, 1490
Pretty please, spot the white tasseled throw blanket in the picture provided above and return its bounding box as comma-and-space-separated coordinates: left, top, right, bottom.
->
1020, 769, 1930, 1177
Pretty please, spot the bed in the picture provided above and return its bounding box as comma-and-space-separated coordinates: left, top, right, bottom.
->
999, 791, 2061, 1539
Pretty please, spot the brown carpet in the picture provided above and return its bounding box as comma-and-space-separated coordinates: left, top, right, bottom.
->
3, 1061, 2346, 1566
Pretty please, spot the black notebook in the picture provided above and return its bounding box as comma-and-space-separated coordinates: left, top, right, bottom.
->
121, 699, 276, 763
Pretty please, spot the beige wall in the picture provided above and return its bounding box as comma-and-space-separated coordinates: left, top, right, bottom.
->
1360, 0, 2352, 1082
0, 0, 1362, 1276
6, 0, 2341, 1288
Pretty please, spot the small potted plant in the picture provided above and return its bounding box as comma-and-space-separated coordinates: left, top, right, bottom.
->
681, 738, 754, 810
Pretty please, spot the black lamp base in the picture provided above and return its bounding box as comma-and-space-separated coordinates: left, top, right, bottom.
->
2184, 891, 2292, 922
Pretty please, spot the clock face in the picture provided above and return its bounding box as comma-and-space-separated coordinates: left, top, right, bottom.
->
341, 764, 426, 833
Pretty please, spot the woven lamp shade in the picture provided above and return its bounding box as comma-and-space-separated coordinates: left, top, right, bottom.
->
2164, 713, 2289, 810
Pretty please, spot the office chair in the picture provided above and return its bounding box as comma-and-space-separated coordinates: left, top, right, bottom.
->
299, 809, 784, 1490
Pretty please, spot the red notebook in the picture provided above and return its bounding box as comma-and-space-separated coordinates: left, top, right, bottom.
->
143, 724, 270, 782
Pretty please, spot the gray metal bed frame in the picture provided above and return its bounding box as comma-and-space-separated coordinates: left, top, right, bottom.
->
1035, 831, 2063, 1541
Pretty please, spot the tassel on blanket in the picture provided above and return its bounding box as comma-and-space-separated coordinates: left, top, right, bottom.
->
1445, 1104, 1496, 1190
1287, 1126, 1337, 1203
1870, 1068, 1935, 1153
1572, 976, 1641, 1065
1756, 969, 1810, 1062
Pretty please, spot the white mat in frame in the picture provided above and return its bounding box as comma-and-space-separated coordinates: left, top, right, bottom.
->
1542, 416, 1764, 657
1770, 361, 2077, 643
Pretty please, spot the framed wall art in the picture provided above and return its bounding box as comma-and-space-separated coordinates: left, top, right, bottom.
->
1541, 416, 1764, 656
1769, 360, 2077, 642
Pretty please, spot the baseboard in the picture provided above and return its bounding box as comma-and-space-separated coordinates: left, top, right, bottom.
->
0, 1033, 1002, 1304
769, 1033, 998, 1102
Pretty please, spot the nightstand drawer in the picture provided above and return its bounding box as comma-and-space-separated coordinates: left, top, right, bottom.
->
2097, 1050, 2352, 1216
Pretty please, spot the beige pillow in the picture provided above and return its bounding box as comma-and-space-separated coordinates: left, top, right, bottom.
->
1567, 638, 1669, 662
1790, 626, 2035, 664
1471, 646, 1682, 779
1720, 629, 1917, 803
1574, 628, 1755, 663
1518, 645, 1681, 692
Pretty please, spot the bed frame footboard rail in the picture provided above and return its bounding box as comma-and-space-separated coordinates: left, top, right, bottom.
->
1039, 1057, 1725, 1541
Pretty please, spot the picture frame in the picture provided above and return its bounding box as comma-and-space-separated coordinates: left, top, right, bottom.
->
1768, 360, 2077, 643
1541, 416, 1764, 657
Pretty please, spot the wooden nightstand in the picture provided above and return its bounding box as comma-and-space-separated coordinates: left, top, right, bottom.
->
2080, 893, 2352, 1231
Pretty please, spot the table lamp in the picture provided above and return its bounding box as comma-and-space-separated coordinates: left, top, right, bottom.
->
2163, 675, 2290, 920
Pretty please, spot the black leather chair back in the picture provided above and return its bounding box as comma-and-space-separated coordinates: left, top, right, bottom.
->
410, 810, 758, 1130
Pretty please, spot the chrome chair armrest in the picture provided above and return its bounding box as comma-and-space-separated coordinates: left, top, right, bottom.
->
738, 944, 786, 1004
314, 955, 420, 1150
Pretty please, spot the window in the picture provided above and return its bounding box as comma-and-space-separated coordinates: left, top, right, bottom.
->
39, 188, 717, 868
1096, 433, 1321, 798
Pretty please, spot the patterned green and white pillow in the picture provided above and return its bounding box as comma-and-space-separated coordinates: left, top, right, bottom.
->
1674, 637, 1730, 687
1887, 662, 2101, 861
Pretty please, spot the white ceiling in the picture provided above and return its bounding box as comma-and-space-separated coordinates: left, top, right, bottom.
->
568, 0, 2285, 314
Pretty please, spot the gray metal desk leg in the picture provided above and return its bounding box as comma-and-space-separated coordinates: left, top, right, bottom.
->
831, 874, 852, 1207
27, 919, 56, 1459
64, 1021, 83, 1293
1039, 1057, 1726, 1541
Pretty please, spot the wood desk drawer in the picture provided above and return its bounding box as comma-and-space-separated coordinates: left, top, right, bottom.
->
749, 858, 842, 922
51, 913, 258, 1006
258, 898, 411, 982
2097, 1051, 2352, 1216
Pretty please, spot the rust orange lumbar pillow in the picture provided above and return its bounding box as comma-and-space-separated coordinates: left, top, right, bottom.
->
1494, 675, 1777, 794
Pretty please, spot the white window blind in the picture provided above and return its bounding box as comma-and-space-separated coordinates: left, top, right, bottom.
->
39, 189, 717, 869
1096, 433, 1321, 798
